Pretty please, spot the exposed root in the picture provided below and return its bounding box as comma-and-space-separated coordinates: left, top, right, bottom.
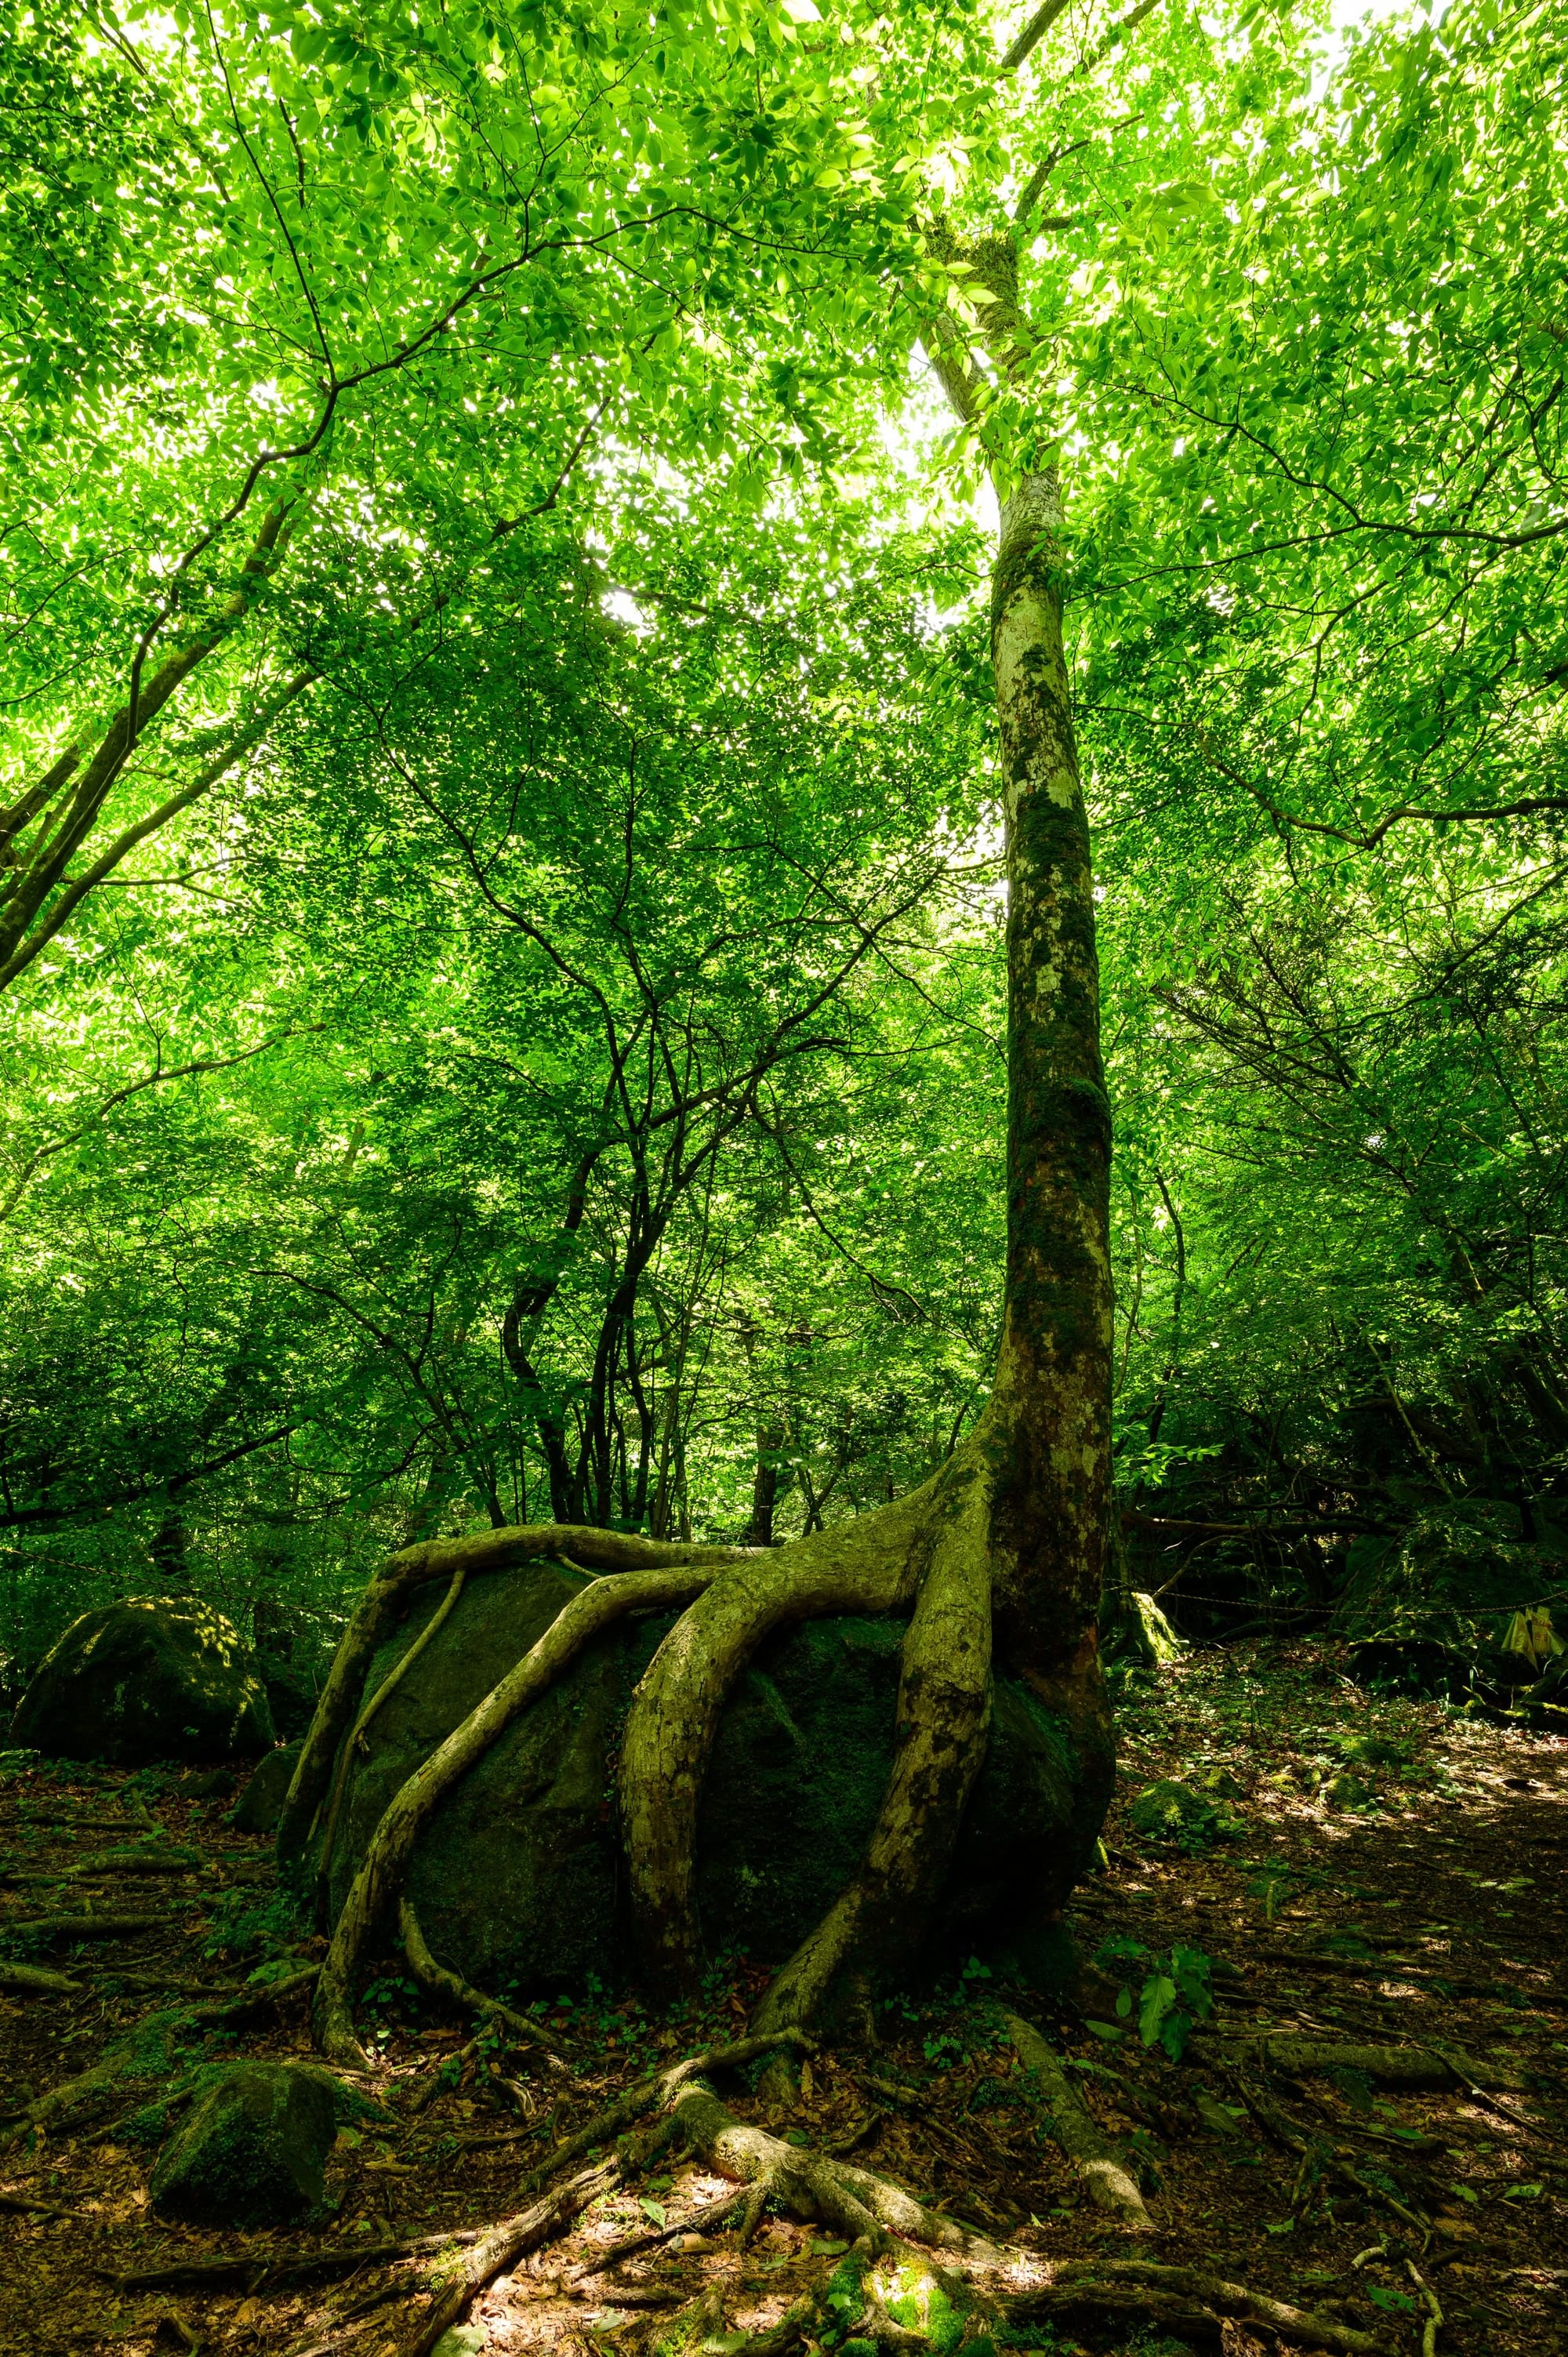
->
1227, 2071, 1430, 2237
617, 1489, 932, 1990
312, 1560, 721, 2065
103, 2227, 501, 2291
398, 1896, 571, 2072
752, 1478, 993, 2043
313, 1563, 468, 1891
1009, 2260, 1390, 2356
1005, 2010, 1155, 2235
397, 2160, 619, 2357
0, 1962, 82, 1996
1214, 2032, 1524, 2092
517, 2030, 815, 2198
3, 1911, 164, 1941
277, 1521, 753, 1870
666, 2073, 991, 2257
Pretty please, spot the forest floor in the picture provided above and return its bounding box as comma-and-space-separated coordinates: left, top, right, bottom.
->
2, 1638, 1565, 2357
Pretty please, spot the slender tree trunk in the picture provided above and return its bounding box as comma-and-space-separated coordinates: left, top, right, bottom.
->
982, 471, 1115, 1692
744, 1422, 786, 1547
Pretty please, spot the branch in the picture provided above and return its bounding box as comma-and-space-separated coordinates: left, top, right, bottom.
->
0, 667, 315, 994
1000, 0, 1073, 71
0, 1024, 323, 1224
1197, 728, 1568, 852
0, 1422, 299, 1529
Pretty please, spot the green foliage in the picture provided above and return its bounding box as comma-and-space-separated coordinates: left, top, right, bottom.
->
1102, 1940, 1214, 2061
201, 1887, 308, 1963
1, 0, 1564, 1691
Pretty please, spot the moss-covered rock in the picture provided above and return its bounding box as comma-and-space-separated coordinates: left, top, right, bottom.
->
316, 1563, 1112, 1995
230, 1738, 305, 1835
149, 2061, 338, 2224
1127, 1778, 1227, 1847
12, 1597, 273, 1767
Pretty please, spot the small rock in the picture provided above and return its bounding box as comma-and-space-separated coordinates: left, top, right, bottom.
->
230, 1738, 305, 1836
180, 1767, 238, 1801
1323, 1772, 1373, 1812
150, 2061, 340, 2224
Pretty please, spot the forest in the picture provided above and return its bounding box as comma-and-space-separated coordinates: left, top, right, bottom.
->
1, 0, 1565, 2354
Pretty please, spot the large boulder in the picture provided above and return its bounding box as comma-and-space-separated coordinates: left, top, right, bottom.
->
316, 1562, 1112, 1996
12, 1596, 274, 1767
150, 2061, 338, 2224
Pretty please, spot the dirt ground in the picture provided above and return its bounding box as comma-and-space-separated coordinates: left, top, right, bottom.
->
2, 1638, 1564, 2357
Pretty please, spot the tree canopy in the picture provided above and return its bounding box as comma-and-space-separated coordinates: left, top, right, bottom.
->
3, 0, 1566, 1684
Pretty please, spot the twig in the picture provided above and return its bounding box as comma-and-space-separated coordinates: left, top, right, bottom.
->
1409, 2261, 1443, 2357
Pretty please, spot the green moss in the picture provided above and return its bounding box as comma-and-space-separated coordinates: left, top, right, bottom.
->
149, 2061, 338, 2225
203, 1883, 308, 1962
321, 1567, 1113, 1995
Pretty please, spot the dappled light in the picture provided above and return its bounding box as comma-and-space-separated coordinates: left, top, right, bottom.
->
4, 0, 1566, 2354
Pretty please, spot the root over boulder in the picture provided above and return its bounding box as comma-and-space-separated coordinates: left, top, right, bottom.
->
297, 1552, 1109, 2007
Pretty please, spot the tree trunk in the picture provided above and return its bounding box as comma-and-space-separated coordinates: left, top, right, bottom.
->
982, 469, 1115, 1694
296, 393, 1116, 2063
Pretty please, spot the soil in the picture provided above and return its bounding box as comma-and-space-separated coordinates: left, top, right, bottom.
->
2, 1637, 1564, 2357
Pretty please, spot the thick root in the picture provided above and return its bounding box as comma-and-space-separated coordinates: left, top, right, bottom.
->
617, 1489, 932, 1990
278, 1521, 753, 1869
667, 2075, 990, 2257
313, 1561, 719, 2065
752, 1469, 993, 2043
1004, 2012, 1155, 2235
314, 1563, 468, 1896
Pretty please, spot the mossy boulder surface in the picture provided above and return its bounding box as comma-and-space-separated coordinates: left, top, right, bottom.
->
318, 1563, 1112, 1995
231, 1738, 305, 1835
12, 1596, 274, 1767
149, 2061, 338, 2224
1127, 1778, 1221, 1845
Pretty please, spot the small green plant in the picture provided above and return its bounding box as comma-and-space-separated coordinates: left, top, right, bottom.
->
201, 1887, 306, 1963
1112, 1943, 1214, 2060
